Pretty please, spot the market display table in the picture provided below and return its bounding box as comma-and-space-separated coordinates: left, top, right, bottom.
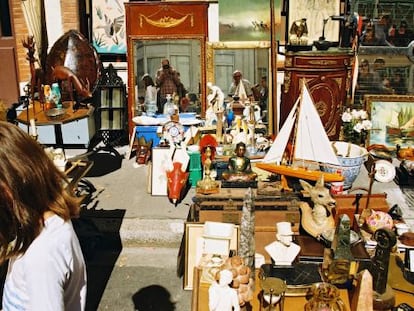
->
192, 266, 414, 311
192, 268, 351, 311
16, 101, 95, 146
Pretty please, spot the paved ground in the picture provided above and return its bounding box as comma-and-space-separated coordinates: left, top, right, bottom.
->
68, 146, 194, 311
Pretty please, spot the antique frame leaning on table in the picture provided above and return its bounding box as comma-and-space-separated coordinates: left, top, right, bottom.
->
183, 222, 239, 290
365, 94, 414, 149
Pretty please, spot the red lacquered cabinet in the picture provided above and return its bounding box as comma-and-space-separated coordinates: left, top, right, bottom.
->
281, 49, 354, 140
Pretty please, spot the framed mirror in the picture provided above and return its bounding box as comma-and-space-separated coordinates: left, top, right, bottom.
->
125, 2, 209, 135
132, 38, 203, 115
206, 41, 273, 130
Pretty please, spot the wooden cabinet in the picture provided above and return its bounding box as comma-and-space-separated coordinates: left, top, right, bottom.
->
281, 50, 354, 140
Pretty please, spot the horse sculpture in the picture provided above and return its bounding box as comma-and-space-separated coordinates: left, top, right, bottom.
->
299, 175, 336, 238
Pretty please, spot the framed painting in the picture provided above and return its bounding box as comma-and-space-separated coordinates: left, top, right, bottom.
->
365, 94, 414, 149
218, 0, 272, 41
90, 0, 127, 57
287, 0, 340, 44
183, 222, 239, 290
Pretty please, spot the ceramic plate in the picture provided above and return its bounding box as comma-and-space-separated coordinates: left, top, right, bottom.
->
374, 160, 396, 183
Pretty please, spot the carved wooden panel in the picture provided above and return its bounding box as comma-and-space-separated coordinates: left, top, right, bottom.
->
125, 2, 208, 37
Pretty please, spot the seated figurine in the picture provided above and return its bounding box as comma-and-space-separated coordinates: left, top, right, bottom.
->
221, 142, 257, 182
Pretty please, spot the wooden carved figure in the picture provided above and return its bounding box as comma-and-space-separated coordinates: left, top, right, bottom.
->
299, 175, 336, 238
22, 36, 45, 103
166, 162, 189, 205
52, 65, 92, 105
135, 137, 152, 165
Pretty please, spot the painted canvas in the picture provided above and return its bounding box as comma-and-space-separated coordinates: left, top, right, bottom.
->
219, 0, 280, 41
91, 0, 127, 54
367, 95, 414, 148
288, 0, 340, 43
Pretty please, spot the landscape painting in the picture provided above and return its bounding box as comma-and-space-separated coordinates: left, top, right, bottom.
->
366, 95, 414, 149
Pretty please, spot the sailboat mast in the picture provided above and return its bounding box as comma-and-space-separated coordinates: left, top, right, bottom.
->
289, 92, 302, 165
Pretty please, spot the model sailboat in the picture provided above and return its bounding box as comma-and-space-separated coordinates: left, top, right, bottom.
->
256, 83, 344, 182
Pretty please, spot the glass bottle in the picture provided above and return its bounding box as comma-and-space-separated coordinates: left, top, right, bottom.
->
163, 94, 175, 116
51, 83, 62, 109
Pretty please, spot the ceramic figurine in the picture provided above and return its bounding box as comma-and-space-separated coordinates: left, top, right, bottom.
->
208, 269, 240, 311
135, 136, 152, 165
196, 135, 220, 194
299, 175, 336, 239
163, 94, 176, 116
221, 142, 257, 182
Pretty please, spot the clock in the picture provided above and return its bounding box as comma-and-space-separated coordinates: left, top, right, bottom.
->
163, 121, 185, 144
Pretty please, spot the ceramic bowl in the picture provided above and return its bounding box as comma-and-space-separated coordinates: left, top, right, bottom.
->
45, 107, 66, 120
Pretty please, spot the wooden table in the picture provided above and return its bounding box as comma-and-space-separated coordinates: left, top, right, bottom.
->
193, 267, 414, 311
17, 101, 94, 146
16, 101, 94, 125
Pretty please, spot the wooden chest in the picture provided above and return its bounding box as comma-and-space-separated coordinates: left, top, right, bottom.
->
189, 188, 301, 262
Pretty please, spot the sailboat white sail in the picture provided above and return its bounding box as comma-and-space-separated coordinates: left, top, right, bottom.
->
295, 85, 340, 165
263, 97, 299, 164
257, 82, 343, 182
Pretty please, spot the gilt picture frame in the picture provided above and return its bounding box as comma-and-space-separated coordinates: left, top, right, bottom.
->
184, 222, 239, 290
365, 94, 414, 149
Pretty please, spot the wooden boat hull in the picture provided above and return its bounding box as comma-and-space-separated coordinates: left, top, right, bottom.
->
255, 163, 344, 182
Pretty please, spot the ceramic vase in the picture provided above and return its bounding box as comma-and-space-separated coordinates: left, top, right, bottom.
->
322, 141, 368, 190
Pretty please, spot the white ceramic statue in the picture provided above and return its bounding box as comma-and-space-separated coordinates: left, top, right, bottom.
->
265, 222, 300, 266
208, 269, 240, 311
205, 82, 225, 127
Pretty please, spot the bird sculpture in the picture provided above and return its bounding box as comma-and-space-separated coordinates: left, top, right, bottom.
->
289, 18, 309, 45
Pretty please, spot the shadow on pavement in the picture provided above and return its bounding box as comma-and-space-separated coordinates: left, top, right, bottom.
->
73, 208, 125, 311
132, 285, 176, 311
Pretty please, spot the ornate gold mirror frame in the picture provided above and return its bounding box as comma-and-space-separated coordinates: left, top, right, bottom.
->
206, 41, 273, 132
